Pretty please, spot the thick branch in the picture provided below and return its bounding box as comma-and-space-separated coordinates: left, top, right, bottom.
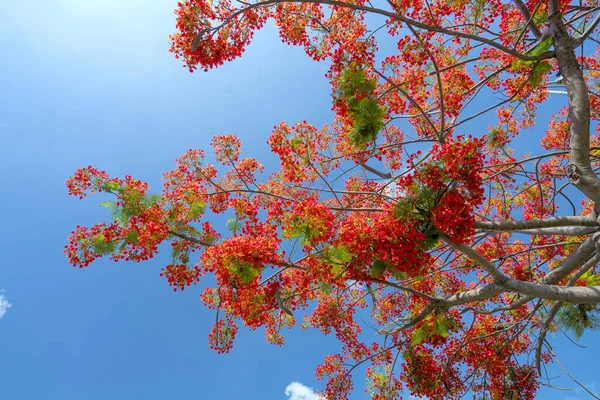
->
510, 227, 597, 235
550, 12, 600, 206
535, 254, 600, 374
504, 279, 600, 303
360, 163, 392, 179
573, 11, 600, 47
443, 283, 504, 307
542, 235, 598, 284
512, 0, 543, 39
474, 216, 600, 232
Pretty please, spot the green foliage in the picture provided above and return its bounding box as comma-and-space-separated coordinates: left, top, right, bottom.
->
146, 194, 161, 206
100, 200, 128, 226
368, 258, 408, 279
532, 9, 547, 25
101, 181, 122, 192
99, 190, 163, 226
189, 201, 206, 219
171, 242, 183, 260
527, 37, 552, 57
226, 217, 242, 234
393, 185, 438, 221
579, 270, 600, 286
320, 245, 354, 276
117, 230, 139, 252
337, 64, 386, 147
99, 200, 118, 210
124, 230, 139, 244
289, 136, 303, 149
529, 61, 551, 88
411, 312, 454, 345
511, 37, 553, 88
92, 234, 116, 255
393, 185, 441, 250
557, 303, 600, 339
228, 261, 260, 284
433, 314, 450, 338
322, 245, 354, 265
120, 189, 146, 218
411, 324, 429, 346
204, 233, 219, 245
349, 97, 385, 146
283, 218, 322, 246
370, 259, 389, 278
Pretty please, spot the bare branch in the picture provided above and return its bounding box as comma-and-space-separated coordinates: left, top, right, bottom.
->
360, 163, 392, 179
573, 11, 600, 47
511, 0, 543, 39
439, 233, 509, 284
504, 279, 600, 303
474, 216, 600, 232
510, 227, 597, 235
168, 230, 213, 247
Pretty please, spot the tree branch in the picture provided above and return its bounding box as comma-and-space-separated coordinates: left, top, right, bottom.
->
542, 235, 598, 284
573, 11, 600, 47
208, 0, 555, 61
511, 0, 543, 39
504, 279, 600, 303
474, 216, 600, 232
511, 227, 598, 235
439, 233, 509, 284
169, 230, 213, 247
550, 12, 600, 208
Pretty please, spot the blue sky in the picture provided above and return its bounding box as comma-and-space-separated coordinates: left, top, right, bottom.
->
0, 0, 598, 399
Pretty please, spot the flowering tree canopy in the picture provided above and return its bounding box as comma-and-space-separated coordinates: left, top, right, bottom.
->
66, 0, 600, 398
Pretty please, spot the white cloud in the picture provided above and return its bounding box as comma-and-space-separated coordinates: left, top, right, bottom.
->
284, 382, 323, 400
0, 290, 11, 318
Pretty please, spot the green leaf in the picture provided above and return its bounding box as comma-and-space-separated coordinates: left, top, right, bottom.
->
510, 37, 553, 86
189, 201, 206, 219
226, 217, 241, 234
102, 181, 122, 192
321, 283, 333, 295
144, 194, 161, 207
325, 245, 354, 264
171, 243, 183, 260
434, 315, 450, 338
557, 303, 600, 339
390, 270, 407, 280
580, 271, 600, 286
283, 218, 317, 245
527, 36, 552, 57
529, 61, 551, 88
411, 326, 428, 345
228, 261, 260, 284
337, 64, 386, 148
370, 259, 388, 278
92, 234, 116, 255
99, 200, 118, 211
320, 245, 354, 276
125, 230, 139, 244
204, 234, 218, 245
